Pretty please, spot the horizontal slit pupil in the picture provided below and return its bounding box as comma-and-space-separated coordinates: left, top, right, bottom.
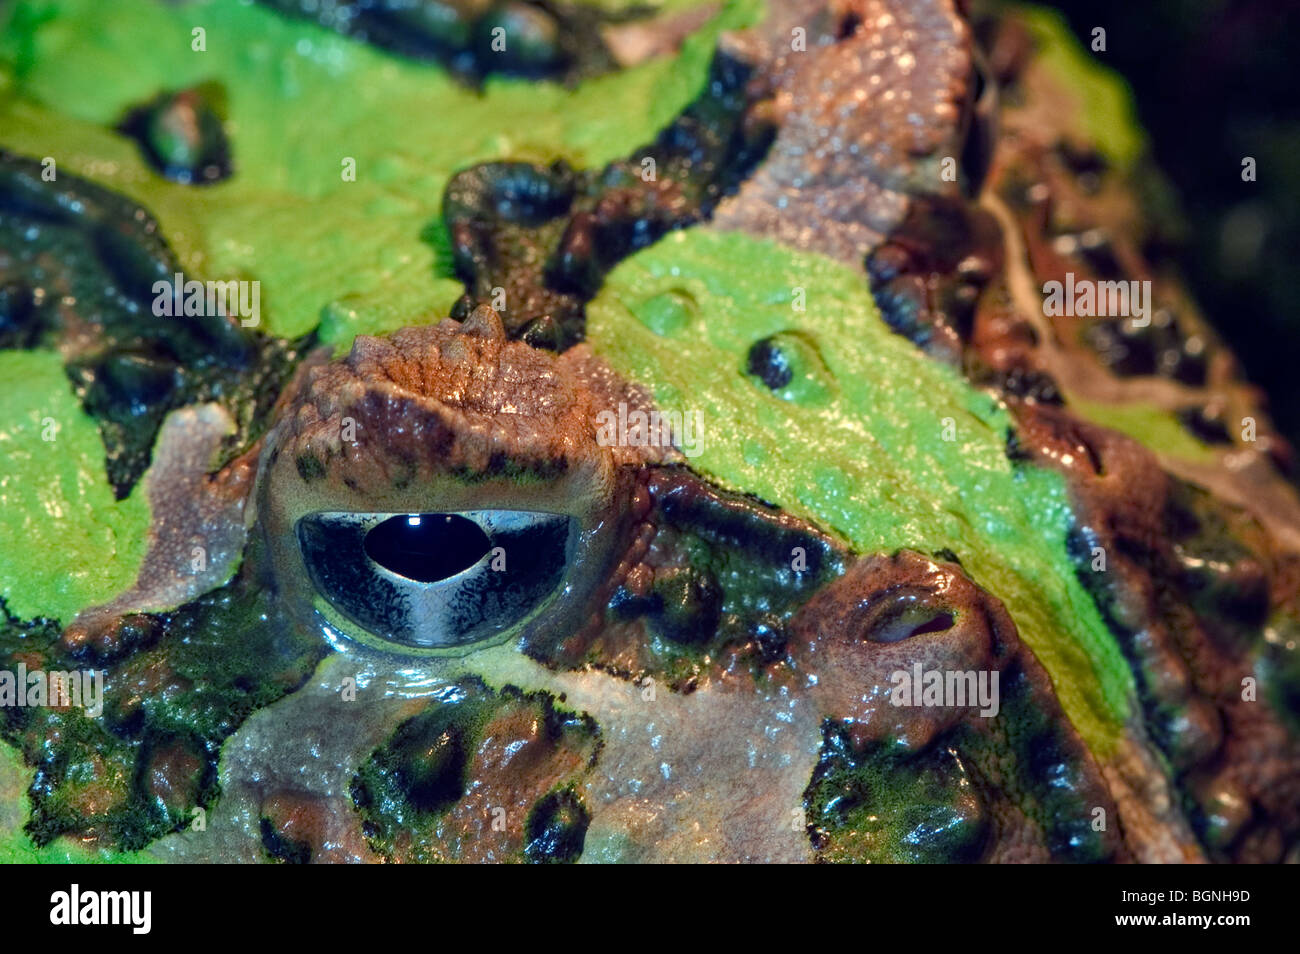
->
364, 513, 491, 583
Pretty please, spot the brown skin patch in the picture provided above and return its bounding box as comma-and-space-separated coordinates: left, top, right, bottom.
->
281, 306, 614, 487
785, 550, 1125, 862
787, 551, 1012, 752
715, 0, 973, 262
1011, 400, 1300, 861
64, 404, 258, 655
260, 790, 382, 865
144, 739, 204, 817
434, 701, 598, 863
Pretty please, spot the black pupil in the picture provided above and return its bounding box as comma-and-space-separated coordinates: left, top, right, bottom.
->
364, 514, 491, 583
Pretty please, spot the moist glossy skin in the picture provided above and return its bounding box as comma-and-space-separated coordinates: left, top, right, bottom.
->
1, 0, 1298, 863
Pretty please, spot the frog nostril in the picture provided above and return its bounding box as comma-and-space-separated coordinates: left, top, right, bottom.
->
364, 513, 491, 583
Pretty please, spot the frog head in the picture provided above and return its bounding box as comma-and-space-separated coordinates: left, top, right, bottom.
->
3, 0, 1298, 868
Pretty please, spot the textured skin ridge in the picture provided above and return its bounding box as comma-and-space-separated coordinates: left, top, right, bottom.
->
714, 0, 972, 261
283, 308, 605, 485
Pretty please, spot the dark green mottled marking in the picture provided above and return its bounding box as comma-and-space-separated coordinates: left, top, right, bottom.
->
351, 683, 598, 863
0, 561, 327, 850
597, 475, 845, 685
0, 151, 313, 497
956, 662, 1115, 863
296, 452, 327, 483
804, 719, 991, 864
525, 787, 590, 864
444, 48, 773, 348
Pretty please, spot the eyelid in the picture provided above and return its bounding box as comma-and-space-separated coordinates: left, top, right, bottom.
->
297, 509, 573, 651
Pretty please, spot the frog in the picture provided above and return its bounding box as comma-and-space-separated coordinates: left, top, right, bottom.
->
0, 0, 1297, 864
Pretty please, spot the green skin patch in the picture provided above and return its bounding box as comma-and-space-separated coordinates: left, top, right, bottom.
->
0, 351, 150, 623
586, 228, 1133, 753
1072, 397, 1218, 465
0, 0, 759, 343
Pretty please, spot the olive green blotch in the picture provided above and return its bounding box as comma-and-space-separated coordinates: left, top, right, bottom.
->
295, 451, 327, 483
1009, 4, 1146, 171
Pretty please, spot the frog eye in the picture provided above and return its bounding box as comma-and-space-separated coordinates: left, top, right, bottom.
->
296, 510, 573, 651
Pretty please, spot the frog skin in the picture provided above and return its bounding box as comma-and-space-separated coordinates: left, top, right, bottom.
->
1, 0, 1298, 863
165, 303, 1126, 863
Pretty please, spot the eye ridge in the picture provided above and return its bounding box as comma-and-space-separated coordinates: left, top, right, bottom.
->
364, 513, 492, 583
